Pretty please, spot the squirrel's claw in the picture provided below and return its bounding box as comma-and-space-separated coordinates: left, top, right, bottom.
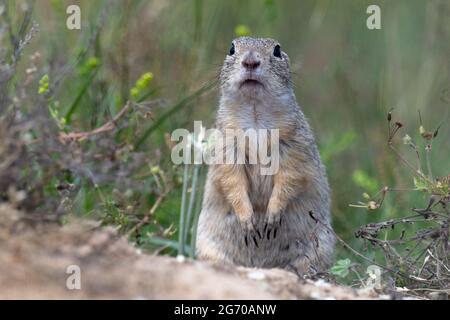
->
252, 235, 259, 247
256, 229, 262, 239
264, 211, 282, 240
240, 217, 261, 247
244, 231, 260, 248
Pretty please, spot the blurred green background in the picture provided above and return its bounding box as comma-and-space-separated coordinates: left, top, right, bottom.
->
2, 0, 449, 268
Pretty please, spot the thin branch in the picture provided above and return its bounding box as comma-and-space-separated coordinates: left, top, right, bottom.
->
126, 190, 168, 238
58, 101, 132, 143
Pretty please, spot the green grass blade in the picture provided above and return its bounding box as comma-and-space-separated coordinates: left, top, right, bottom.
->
133, 80, 217, 150
145, 236, 192, 254
65, 70, 98, 123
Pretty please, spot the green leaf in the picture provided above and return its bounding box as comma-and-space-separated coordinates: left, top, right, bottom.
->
65, 70, 98, 123
145, 237, 192, 255
413, 176, 428, 192
330, 258, 352, 278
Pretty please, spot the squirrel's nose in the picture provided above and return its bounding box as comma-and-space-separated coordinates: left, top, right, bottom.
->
242, 52, 261, 71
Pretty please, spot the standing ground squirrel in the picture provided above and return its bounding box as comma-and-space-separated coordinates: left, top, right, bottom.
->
196, 37, 335, 275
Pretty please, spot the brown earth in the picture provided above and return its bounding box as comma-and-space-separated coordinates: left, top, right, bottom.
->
0, 204, 384, 300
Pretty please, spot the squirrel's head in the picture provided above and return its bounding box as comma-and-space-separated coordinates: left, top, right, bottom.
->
220, 37, 292, 100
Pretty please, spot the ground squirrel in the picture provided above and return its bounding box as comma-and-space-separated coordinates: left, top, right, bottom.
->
196, 37, 335, 275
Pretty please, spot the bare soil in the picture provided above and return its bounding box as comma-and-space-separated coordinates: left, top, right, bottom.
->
0, 204, 383, 299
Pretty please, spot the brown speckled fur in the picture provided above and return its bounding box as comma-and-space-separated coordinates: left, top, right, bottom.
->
196, 37, 335, 275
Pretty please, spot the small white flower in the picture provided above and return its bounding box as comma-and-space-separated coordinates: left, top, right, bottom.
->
402, 134, 412, 145
176, 254, 186, 263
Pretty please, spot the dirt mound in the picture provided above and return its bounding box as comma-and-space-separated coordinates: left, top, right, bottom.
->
0, 204, 380, 299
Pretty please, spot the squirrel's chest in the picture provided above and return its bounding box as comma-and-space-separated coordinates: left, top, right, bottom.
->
236, 101, 280, 130
244, 164, 273, 212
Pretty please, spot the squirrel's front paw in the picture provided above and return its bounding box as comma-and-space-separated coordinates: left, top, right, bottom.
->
238, 214, 261, 247
264, 210, 282, 240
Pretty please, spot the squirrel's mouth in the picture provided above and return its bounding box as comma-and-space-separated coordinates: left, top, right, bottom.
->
240, 79, 264, 89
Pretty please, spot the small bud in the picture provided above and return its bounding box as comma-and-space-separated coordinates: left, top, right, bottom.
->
234, 24, 251, 37
150, 166, 160, 175
362, 193, 370, 200
142, 72, 153, 82
130, 87, 139, 99
402, 134, 412, 145
86, 57, 100, 69
38, 74, 49, 94
368, 201, 378, 210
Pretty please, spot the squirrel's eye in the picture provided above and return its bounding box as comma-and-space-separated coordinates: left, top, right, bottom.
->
273, 45, 282, 58
229, 43, 235, 56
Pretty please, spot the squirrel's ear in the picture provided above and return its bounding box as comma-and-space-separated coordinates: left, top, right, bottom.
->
273, 45, 282, 58
229, 43, 235, 56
